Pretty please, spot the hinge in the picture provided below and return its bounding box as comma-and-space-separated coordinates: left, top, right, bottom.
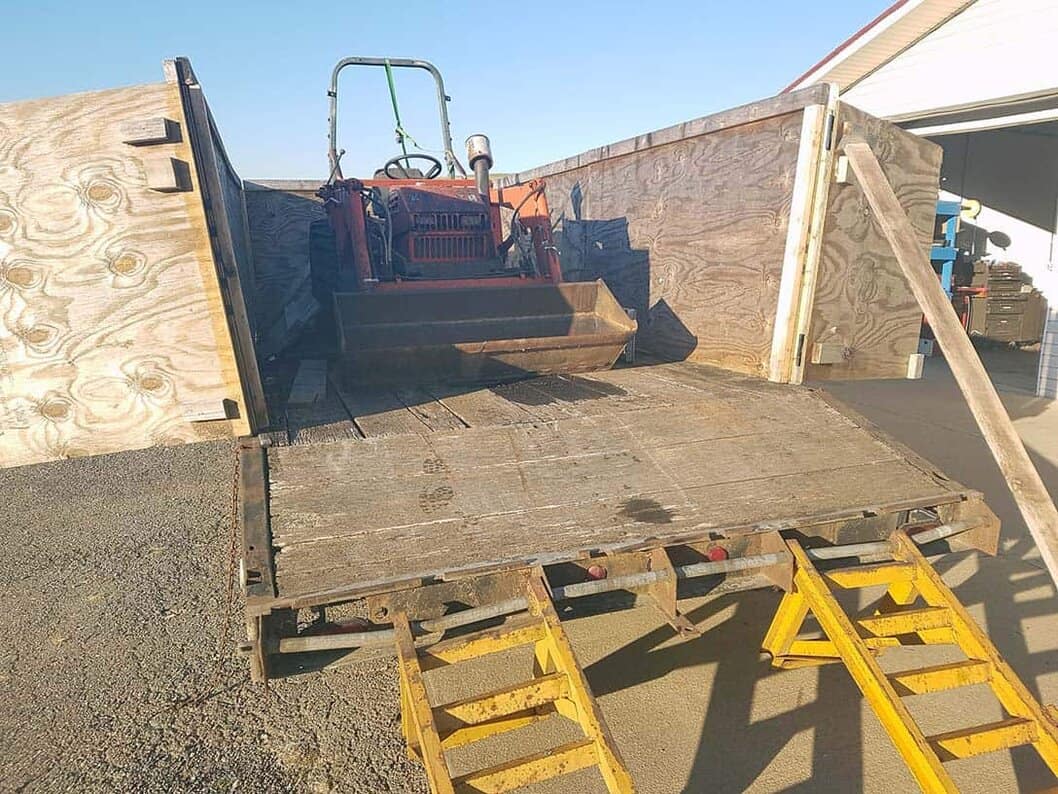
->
824, 111, 836, 151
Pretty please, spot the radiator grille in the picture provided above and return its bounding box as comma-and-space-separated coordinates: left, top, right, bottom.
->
412, 234, 488, 261
413, 212, 487, 232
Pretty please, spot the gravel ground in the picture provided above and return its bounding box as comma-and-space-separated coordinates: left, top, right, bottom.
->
0, 441, 425, 793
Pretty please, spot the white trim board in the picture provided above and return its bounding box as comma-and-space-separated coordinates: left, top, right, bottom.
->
907, 108, 1058, 137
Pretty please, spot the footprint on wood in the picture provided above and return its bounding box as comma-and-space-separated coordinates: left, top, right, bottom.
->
418, 485, 454, 514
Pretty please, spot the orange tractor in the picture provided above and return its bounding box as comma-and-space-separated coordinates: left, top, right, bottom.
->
311, 56, 636, 383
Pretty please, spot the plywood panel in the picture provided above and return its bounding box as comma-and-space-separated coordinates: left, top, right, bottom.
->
493, 89, 838, 378
175, 59, 267, 430
242, 180, 324, 358
805, 103, 942, 380
525, 111, 805, 377
496, 88, 933, 384
0, 72, 251, 467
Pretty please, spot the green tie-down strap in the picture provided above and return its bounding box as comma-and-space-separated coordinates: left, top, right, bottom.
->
384, 59, 421, 156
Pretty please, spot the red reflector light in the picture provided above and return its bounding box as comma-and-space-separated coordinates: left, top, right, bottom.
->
587, 564, 608, 580
706, 547, 729, 562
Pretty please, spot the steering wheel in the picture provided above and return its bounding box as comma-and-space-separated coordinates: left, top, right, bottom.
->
383, 153, 444, 180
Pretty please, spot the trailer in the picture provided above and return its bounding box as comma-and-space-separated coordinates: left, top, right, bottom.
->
231, 75, 1058, 791
238, 357, 1058, 794
242, 362, 994, 644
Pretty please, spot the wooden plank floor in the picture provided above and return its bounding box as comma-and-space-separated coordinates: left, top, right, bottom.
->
265, 362, 967, 601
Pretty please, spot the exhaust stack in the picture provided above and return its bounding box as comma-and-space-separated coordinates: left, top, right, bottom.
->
465, 134, 493, 196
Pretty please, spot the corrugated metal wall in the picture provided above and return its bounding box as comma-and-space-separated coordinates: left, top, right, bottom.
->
1040, 307, 1058, 398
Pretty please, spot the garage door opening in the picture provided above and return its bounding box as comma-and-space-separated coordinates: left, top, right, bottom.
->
916, 118, 1058, 397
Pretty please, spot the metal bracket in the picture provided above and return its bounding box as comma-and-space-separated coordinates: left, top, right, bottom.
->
646, 548, 700, 636
757, 531, 794, 592
943, 496, 1001, 556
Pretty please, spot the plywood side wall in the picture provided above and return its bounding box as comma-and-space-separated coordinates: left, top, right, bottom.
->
0, 77, 251, 468
215, 130, 257, 334
176, 59, 267, 429
242, 181, 324, 359
803, 102, 942, 380
504, 89, 939, 384
525, 111, 806, 376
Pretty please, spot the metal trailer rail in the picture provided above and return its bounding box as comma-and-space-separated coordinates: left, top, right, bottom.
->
273, 519, 981, 656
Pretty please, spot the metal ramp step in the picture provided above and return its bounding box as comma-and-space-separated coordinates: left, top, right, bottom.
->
928, 717, 1037, 762
394, 571, 634, 793
452, 738, 599, 794
857, 606, 952, 637
763, 529, 1058, 793
887, 659, 992, 696
434, 672, 570, 750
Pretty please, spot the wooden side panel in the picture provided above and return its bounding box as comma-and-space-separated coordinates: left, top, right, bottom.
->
176, 59, 267, 430
216, 134, 256, 333
530, 111, 805, 377
242, 180, 324, 358
0, 79, 249, 467
804, 102, 943, 380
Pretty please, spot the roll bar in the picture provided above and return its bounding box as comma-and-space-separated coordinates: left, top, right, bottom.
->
327, 56, 467, 180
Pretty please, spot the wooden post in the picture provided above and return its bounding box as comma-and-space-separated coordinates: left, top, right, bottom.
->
844, 140, 1058, 590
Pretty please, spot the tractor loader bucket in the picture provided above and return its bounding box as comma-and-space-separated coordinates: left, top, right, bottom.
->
334, 280, 637, 384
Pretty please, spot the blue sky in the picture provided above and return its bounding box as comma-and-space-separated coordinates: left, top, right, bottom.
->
2, 1, 890, 179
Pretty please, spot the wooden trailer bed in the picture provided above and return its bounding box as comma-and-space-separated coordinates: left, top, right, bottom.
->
245, 361, 980, 619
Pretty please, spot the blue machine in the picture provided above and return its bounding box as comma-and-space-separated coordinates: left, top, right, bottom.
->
932, 200, 961, 296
